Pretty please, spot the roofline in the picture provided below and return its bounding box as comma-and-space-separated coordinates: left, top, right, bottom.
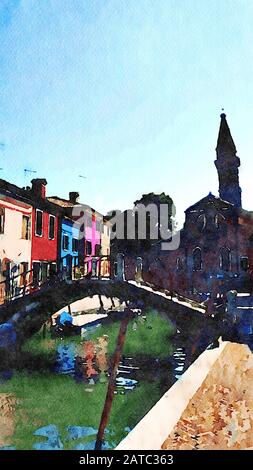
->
185, 194, 234, 213
47, 196, 104, 218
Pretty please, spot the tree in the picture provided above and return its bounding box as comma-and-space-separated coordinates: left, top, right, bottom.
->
107, 192, 174, 257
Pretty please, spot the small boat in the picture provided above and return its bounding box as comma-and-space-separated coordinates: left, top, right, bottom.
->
51, 321, 81, 338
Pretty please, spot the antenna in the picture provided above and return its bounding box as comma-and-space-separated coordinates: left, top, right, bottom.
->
24, 169, 37, 174
24, 169, 37, 185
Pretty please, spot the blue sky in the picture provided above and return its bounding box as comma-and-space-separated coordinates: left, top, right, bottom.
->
1, 0, 253, 227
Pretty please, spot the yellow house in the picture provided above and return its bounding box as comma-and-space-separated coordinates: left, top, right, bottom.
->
100, 219, 111, 277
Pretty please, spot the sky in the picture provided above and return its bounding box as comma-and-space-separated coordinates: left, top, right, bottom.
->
1, 0, 253, 227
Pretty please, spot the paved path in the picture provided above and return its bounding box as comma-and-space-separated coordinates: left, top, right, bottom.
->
128, 281, 206, 314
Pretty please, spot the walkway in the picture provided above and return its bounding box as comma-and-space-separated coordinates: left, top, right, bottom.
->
128, 280, 206, 314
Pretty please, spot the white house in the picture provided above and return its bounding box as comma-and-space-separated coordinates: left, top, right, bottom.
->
0, 192, 33, 303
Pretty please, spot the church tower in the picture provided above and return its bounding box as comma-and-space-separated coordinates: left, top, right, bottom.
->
214, 113, 242, 208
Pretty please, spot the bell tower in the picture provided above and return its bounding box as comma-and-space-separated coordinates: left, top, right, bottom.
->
214, 113, 242, 208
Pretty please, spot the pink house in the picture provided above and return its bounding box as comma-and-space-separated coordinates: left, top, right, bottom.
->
84, 209, 103, 276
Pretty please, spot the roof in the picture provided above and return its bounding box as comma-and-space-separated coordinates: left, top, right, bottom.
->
185, 193, 234, 213
0, 193, 32, 211
0, 178, 32, 205
47, 196, 77, 208
0, 178, 62, 215
48, 196, 105, 220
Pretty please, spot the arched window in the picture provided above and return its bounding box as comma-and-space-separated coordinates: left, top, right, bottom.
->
135, 257, 143, 275
176, 257, 183, 272
219, 247, 231, 271
192, 247, 202, 271
197, 214, 206, 232
240, 256, 249, 272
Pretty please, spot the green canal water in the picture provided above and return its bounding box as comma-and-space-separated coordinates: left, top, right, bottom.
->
0, 307, 209, 450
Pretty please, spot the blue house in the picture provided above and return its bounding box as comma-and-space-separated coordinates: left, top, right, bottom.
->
60, 217, 82, 278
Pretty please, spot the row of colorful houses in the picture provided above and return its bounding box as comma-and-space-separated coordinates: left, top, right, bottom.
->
0, 178, 111, 303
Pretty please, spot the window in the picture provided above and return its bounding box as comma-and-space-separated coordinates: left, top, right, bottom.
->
20, 262, 29, 286
21, 215, 31, 240
72, 238, 78, 252
95, 244, 101, 256
240, 256, 249, 272
92, 259, 97, 276
176, 257, 183, 272
48, 215, 55, 240
2, 259, 10, 277
35, 210, 43, 236
85, 240, 92, 255
0, 207, 5, 234
215, 213, 226, 229
197, 214, 206, 232
114, 262, 118, 276
41, 262, 48, 281
193, 247, 202, 271
49, 263, 57, 277
63, 234, 69, 251
32, 262, 41, 287
220, 247, 231, 271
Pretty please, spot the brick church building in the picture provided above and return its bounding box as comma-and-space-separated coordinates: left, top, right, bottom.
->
127, 113, 253, 300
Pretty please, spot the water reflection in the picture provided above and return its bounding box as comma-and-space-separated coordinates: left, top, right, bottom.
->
55, 333, 188, 395
56, 335, 110, 387
33, 424, 63, 450
55, 336, 142, 393
55, 343, 76, 375
32, 424, 114, 450
96, 335, 109, 384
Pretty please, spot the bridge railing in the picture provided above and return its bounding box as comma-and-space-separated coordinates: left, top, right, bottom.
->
59, 254, 111, 279
0, 268, 34, 304
225, 290, 253, 340
0, 255, 111, 305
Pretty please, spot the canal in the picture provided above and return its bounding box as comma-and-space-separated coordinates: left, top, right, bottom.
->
0, 296, 219, 450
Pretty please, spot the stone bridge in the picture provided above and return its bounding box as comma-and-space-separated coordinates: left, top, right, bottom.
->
0, 277, 222, 351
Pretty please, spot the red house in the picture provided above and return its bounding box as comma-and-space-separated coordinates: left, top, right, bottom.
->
30, 179, 61, 285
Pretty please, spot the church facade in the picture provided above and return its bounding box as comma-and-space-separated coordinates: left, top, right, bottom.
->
127, 114, 253, 300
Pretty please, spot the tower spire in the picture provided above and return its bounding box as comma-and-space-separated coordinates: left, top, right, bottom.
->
214, 113, 242, 208
216, 112, 236, 155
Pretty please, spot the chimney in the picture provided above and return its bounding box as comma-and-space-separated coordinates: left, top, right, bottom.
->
31, 179, 47, 199
69, 191, 80, 204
